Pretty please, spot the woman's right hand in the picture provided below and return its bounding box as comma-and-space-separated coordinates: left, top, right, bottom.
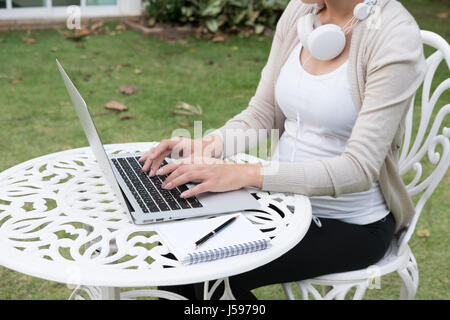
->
139, 135, 223, 177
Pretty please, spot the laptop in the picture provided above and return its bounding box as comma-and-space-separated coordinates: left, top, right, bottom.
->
56, 59, 260, 224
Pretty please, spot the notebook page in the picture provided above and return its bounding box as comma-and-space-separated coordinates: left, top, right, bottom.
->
156, 213, 270, 263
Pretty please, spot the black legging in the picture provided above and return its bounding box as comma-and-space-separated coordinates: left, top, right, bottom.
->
160, 213, 396, 300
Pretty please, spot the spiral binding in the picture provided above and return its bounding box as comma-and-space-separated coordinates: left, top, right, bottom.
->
183, 239, 271, 265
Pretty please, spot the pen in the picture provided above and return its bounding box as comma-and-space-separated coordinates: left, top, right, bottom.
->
193, 215, 239, 249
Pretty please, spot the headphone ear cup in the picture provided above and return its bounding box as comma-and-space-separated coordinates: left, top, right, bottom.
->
308, 24, 346, 61
354, 2, 372, 20
297, 13, 322, 52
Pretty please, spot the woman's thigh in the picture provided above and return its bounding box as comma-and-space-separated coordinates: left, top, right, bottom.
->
228, 214, 395, 295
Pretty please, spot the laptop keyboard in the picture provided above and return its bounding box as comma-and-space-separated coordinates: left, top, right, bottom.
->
111, 157, 203, 213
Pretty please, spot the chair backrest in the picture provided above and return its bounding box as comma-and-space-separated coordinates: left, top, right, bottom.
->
397, 30, 450, 255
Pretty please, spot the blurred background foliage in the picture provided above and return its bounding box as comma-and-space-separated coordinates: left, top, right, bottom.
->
146, 0, 290, 34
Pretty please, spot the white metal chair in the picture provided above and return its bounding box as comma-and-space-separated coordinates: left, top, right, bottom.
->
280, 30, 450, 300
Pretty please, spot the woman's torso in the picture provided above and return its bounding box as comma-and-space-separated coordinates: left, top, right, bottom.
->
274, 42, 390, 225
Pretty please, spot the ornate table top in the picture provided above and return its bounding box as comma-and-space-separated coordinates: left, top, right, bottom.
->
0, 143, 311, 288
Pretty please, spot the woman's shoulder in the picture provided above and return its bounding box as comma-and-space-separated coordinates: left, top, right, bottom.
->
369, 0, 422, 37
380, 0, 421, 27
364, 0, 423, 55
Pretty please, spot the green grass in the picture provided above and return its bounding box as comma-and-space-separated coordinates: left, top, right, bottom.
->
0, 0, 449, 300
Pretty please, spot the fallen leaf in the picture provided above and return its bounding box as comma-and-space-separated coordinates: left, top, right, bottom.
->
104, 100, 128, 112
134, 68, 142, 75
206, 60, 214, 65
65, 28, 91, 41
212, 35, 226, 42
416, 229, 430, 238
22, 37, 36, 44
436, 11, 449, 19
171, 101, 203, 116
120, 113, 136, 120
178, 122, 191, 128
232, 45, 239, 51
116, 63, 131, 70
10, 77, 22, 85
115, 24, 127, 31
212, 32, 228, 42
90, 21, 104, 32
83, 73, 91, 81
120, 85, 138, 95
101, 66, 113, 73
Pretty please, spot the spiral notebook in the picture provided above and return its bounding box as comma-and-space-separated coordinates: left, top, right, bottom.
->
157, 213, 271, 265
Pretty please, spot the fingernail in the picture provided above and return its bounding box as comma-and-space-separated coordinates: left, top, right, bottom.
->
180, 191, 188, 198
149, 170, 154, 177
156, 168, 163, 175
165, 182, 172, 189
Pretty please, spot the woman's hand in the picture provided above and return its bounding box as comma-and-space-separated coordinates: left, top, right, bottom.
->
139, 135, 223, 177
157, 158, 263, 198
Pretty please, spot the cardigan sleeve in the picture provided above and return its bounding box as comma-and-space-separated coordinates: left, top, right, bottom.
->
262, 15, 427, 197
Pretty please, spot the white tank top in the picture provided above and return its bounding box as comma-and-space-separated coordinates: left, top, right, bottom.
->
274, 42, 390, 225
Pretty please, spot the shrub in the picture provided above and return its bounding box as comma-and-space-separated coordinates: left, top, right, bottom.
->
146, 0, 184, 24
145, 0, 290, 34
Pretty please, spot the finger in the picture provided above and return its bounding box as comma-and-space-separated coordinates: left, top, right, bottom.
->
149, 151, 170, 177
156, 159, 183, 176
138, 149, 153, 162
141, 145, 164, 172
162, 165, 190, 187
180, 183, 210, 198
148, 139, 172, 161
141, 156, 153, 173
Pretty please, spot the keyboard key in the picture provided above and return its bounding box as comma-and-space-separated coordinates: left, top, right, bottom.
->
187, 196, 203, 208
112, 157, 203, 213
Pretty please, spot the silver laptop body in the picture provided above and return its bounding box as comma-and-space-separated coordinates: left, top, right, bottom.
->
56, 59, 260, 224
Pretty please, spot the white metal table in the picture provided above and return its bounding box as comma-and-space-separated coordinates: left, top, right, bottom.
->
0, 142, 311, 300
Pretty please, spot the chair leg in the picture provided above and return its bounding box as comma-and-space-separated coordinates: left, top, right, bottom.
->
100, 287, 121, 300
292, 280, 369, 300
282, 283, 296, 300
397, 251, 419, 300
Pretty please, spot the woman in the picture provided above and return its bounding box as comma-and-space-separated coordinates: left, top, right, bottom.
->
140, 0, 426, 300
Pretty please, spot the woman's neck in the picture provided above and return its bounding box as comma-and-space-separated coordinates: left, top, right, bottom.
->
321, 0, 364, 23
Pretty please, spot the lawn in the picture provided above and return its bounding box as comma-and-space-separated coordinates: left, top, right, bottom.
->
0, 0, 449, 300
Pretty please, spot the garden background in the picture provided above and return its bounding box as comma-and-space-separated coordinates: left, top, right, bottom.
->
0, 0, 448, 299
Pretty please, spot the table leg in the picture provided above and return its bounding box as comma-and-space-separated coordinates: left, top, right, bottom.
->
203, 278, 236, 300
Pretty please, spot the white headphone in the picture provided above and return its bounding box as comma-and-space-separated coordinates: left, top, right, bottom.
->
297, 0, 377, 61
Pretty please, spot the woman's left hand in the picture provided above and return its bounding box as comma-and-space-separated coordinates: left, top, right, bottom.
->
157, 157, 263, 198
